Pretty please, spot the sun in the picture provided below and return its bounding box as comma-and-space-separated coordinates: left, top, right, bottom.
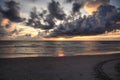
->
58, 37, 65, 41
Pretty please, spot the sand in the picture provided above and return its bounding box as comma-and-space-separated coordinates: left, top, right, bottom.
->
0, 54, 120, 80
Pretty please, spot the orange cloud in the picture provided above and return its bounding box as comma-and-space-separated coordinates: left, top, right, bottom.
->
0, 18, 16, 32
1, 18, 9, 27
84, 0, 110, 15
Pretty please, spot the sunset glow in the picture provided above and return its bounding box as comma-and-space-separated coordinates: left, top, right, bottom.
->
0, 18, 16, 32
57, 48, 65, 57
41, 32, 120, 41
1, 18, 9, 27
84, 1, 102, 15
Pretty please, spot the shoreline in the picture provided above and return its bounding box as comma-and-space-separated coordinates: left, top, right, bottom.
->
0, 53, 120, 59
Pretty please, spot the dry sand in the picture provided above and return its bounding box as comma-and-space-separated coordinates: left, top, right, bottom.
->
0, 54, 120, 80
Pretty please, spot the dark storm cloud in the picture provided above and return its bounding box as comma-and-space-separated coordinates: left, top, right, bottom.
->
26, 7, 55, 29
65, 0, 74, 3
0, 12, 3, 21
0, 0, 23, 22
80, 4, 118, 34
48, 0, 65, 20
26, 0, 120, 36
0, 13, 4, 36
27, 0, 66, 29
29, 0, 38, 2
72, 2, 82, 13
65, 0, 110, 15
49, 4, 120, 37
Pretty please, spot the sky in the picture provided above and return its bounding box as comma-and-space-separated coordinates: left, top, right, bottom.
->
12, 0, 120, 18
0, 0, 120, 40
0, 0, 73, 18
0, 0, 119, 18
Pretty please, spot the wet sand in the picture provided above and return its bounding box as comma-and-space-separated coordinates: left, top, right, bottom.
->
0, 54, 120, 80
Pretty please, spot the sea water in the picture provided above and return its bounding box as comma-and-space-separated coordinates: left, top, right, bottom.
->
0, 41, 120, 58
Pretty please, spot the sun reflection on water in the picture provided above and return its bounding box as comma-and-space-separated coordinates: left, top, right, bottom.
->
56, 48, 65, 57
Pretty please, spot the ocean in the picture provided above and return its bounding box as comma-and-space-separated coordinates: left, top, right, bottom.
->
0, 41, 120, 58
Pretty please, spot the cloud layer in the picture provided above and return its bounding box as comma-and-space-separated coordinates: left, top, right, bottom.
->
0, 0, 120, 40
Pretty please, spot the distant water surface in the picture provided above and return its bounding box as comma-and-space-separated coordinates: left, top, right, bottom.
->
0, 41, 120, 58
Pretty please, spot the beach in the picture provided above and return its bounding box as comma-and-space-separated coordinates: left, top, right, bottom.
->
0, 54, 120, 80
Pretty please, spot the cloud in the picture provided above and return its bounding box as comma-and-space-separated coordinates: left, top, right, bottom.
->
0, 12, 3, 21
0, 0, 23, 22
49, 4, 120, 37
26, 0, 66, 29
65, 0, 74, 3
0, 0, 120, 40
48, 0, 66, 20
0, 1, 19, 37
0, 18, 46, 39
110, 0, 120, 8
29, 0, 38, 2
0, 18, 16, 36
72, 1, 82, 13
83, 0, 110, 15
65, 0, 110, 15
26, 7, 55, 29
